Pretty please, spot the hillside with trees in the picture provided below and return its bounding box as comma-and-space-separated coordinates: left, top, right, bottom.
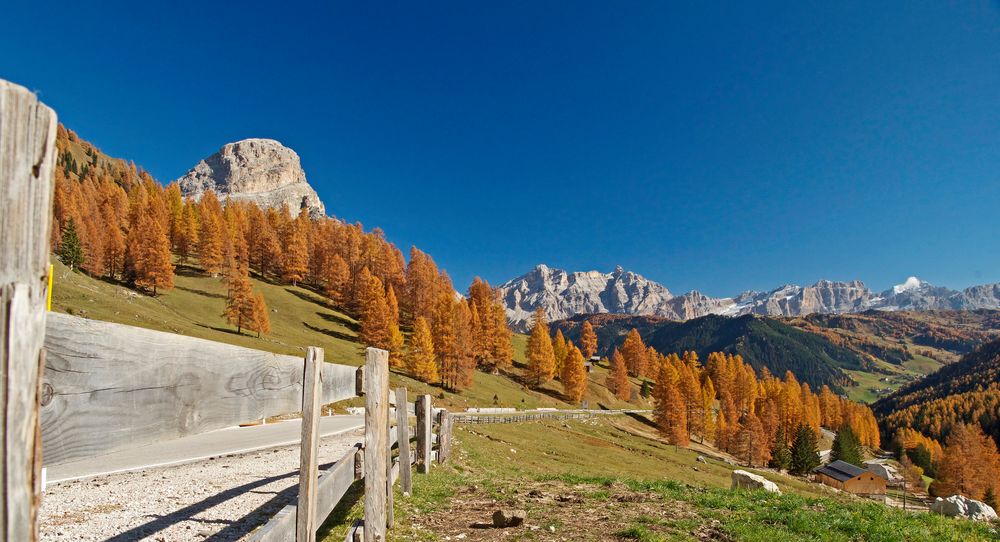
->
554, 313, 865, 394
874, 339, 1000, 447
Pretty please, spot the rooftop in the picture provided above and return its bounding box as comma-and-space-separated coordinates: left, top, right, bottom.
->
814, 460, 875, 482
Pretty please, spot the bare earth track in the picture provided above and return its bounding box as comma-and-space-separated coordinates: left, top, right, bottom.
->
40, 428, 364, 542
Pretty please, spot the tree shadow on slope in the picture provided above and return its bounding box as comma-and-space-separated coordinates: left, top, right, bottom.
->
304, 322, 359, 343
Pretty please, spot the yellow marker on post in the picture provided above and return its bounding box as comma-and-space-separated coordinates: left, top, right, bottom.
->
47, 263, 53, 311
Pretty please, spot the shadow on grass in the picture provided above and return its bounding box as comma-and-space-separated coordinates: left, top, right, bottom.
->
315, 479, 365, 540
304, 322, 358, 343
175, 284, 227, 300
317, 311, 359, 331
625, 411, 658, 429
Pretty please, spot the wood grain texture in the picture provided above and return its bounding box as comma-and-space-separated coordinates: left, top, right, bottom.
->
394, 388, 412, 494
414, 395, 432, 474
437, 411, 453, 465
41, 313, 358, 465
1, 78, 57, 542
297, 347, 323, 541
363, 348, 388, 542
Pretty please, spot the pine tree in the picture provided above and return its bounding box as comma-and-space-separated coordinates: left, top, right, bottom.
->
580, 320, 598, 359
830, 424, 863, 466
57, 218, 85, 270
606, 349, 631, 401
769, 425, 792, 471
789, 424, 821, 475
525, 307, 556, 386
561, 345, 588, 403
406, 316, 438, 383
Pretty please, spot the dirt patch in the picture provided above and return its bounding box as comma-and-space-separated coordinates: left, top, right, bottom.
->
396, 478, 715, 541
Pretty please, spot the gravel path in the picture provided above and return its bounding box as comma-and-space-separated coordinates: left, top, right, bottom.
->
40, 427, 364, 542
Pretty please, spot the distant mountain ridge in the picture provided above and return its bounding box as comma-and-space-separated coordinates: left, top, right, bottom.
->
498, 264, 1000, 332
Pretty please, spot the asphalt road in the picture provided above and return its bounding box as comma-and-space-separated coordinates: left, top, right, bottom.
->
45, 414, 364, 484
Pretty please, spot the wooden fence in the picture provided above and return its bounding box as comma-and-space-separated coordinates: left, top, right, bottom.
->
39, 315, 452, 542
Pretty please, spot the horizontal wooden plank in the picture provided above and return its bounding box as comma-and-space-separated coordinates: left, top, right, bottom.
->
246, 502, 295, 542
316, 445, 363, 523
41, 313, 358, 465
248, 443, 362, 542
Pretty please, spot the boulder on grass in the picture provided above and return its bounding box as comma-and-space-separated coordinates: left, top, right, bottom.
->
492, 509, 526, 528
731, 470, 781, 494
931, 495, 998, 522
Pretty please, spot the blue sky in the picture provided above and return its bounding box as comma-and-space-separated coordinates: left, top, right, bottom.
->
3, 1, 999, 295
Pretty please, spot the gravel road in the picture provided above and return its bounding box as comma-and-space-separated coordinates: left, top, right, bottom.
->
40, 427, 364, 541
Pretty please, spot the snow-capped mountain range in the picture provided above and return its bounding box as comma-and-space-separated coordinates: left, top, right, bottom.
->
497, 264, 1000, 332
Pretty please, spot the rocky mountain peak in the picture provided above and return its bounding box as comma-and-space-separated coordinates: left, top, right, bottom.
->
176, 138, 326, 216
498, 265, 1000, 330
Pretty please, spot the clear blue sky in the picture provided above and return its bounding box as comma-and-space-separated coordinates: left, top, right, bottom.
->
3, 1, 999, 295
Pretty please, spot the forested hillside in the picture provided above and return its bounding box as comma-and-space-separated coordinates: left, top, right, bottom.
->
874, 339, 1000, 447
555, 314, 863, 394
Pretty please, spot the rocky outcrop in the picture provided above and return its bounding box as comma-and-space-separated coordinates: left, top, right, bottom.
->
498, 265, 675, 332
931, 495, 998, 521
730, 470, 780, 494
176, 138, 325, 216
498, 264, 1000, 330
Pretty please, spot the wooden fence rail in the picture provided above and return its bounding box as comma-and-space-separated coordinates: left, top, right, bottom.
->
40, 313, 360, 466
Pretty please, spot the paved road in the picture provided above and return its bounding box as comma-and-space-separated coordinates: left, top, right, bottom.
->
46, 415, 364, 484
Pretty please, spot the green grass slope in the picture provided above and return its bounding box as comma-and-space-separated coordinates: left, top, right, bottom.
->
50, 258, 644, 412
320, 416, 998, 541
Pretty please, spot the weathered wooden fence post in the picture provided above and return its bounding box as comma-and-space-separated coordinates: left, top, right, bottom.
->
363, 347, 388, 542
0, 79, 57, 542
297, 347, 323, 541
437, 410, 452, 465
385, 410, 393, 529
414, 395, 432, 474
394, 388, 412, 494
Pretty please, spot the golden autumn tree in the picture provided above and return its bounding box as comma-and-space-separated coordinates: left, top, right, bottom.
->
248, 293, 271, 338
552, 329, 569, 376
322, 253, 350, 306
358, 268, 392, 350
735, 412, 770, 467
579, 320, 598, 360
930, 423, 1000, 500
654, 359, 688, 445
621, 328, 648, 377
525, 307, 556, 386
406, 316, 438, 383
132, 213, 174, 296
281, 220, 309, 287
606, 349, 631, 401
388, 323, 405, 368
198, 212, 225, 276
561, 345, 588, 404
223, 256, 256, 334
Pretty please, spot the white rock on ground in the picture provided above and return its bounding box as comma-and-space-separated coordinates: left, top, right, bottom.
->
40, 427, 364, 541
930, 495, 998, 522
730, 470, 781, 494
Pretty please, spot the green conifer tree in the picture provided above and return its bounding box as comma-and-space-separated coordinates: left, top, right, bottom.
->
789, 424, 821, 475
58, 218, 85, 270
